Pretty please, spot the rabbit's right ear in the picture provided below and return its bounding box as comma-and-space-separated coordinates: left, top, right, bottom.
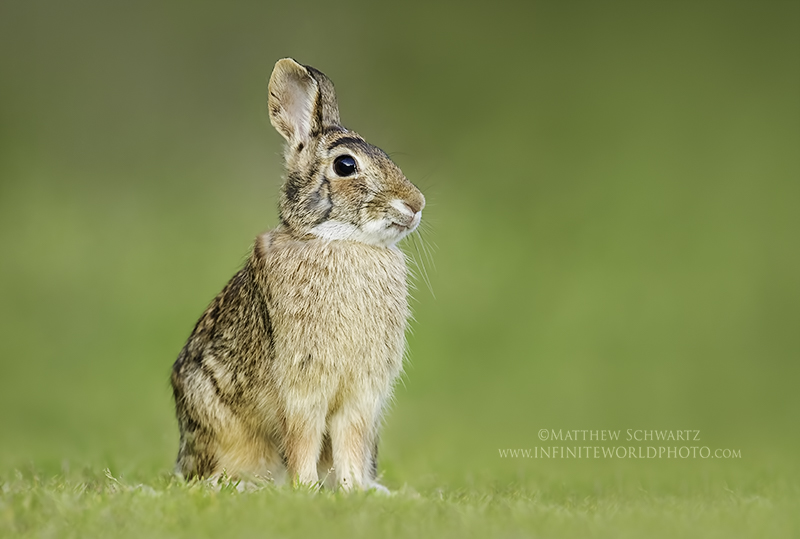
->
268, 58, 340, 144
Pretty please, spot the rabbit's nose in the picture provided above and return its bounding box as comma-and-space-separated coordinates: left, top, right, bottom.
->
404, 195, 425, 215
392, 199, 417, 218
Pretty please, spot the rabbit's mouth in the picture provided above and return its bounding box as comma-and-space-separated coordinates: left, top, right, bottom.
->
387, 199, 422, 232
388, 212, 421, 232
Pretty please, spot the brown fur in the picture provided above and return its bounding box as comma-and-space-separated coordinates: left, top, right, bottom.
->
171, 58, 424, 491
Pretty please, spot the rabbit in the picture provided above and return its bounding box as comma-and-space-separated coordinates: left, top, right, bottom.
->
170, 58, 425, 492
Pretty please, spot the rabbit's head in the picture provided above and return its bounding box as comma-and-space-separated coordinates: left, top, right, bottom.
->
268, 58, 424, 248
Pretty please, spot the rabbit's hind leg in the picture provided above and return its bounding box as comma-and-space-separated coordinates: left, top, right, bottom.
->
172, 374, 225, 479
173, 407, 222, 479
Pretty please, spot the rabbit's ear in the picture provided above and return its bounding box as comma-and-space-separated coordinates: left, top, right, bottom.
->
268, 58, 340, 144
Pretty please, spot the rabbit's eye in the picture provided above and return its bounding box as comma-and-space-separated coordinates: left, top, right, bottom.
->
333, 155, 357, 177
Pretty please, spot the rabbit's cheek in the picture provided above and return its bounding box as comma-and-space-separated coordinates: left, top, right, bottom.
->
305, 180, 333, 220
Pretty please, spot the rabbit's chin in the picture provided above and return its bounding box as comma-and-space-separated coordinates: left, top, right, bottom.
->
310, 218, 419, 248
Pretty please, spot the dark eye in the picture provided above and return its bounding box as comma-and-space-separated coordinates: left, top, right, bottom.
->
333, 155, 357, 177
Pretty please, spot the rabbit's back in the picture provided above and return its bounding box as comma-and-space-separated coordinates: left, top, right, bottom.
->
171, 252, 279, 478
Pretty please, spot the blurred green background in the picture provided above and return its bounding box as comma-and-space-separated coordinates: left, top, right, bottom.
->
1, 0, 798, 488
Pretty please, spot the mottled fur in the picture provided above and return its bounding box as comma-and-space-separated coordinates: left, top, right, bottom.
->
171, 58, 425, 491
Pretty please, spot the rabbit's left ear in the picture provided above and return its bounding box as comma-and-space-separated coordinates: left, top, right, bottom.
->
268, 58, 340, 144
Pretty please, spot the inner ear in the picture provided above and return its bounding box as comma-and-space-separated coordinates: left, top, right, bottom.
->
268, 59, 343, 144
268, 59, 319, 143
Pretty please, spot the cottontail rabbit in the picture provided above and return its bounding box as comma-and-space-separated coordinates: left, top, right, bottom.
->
171, 58, 425, 491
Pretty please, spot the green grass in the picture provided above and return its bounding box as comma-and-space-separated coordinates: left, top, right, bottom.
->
3, 464, 798, 538
1, 0, 799, 537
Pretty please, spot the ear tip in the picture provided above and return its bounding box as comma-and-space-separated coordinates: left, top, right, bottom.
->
270, 58, 314, 88
273, 58, 308, 77
269, 58, 308, 91
275, 57, 301, 68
